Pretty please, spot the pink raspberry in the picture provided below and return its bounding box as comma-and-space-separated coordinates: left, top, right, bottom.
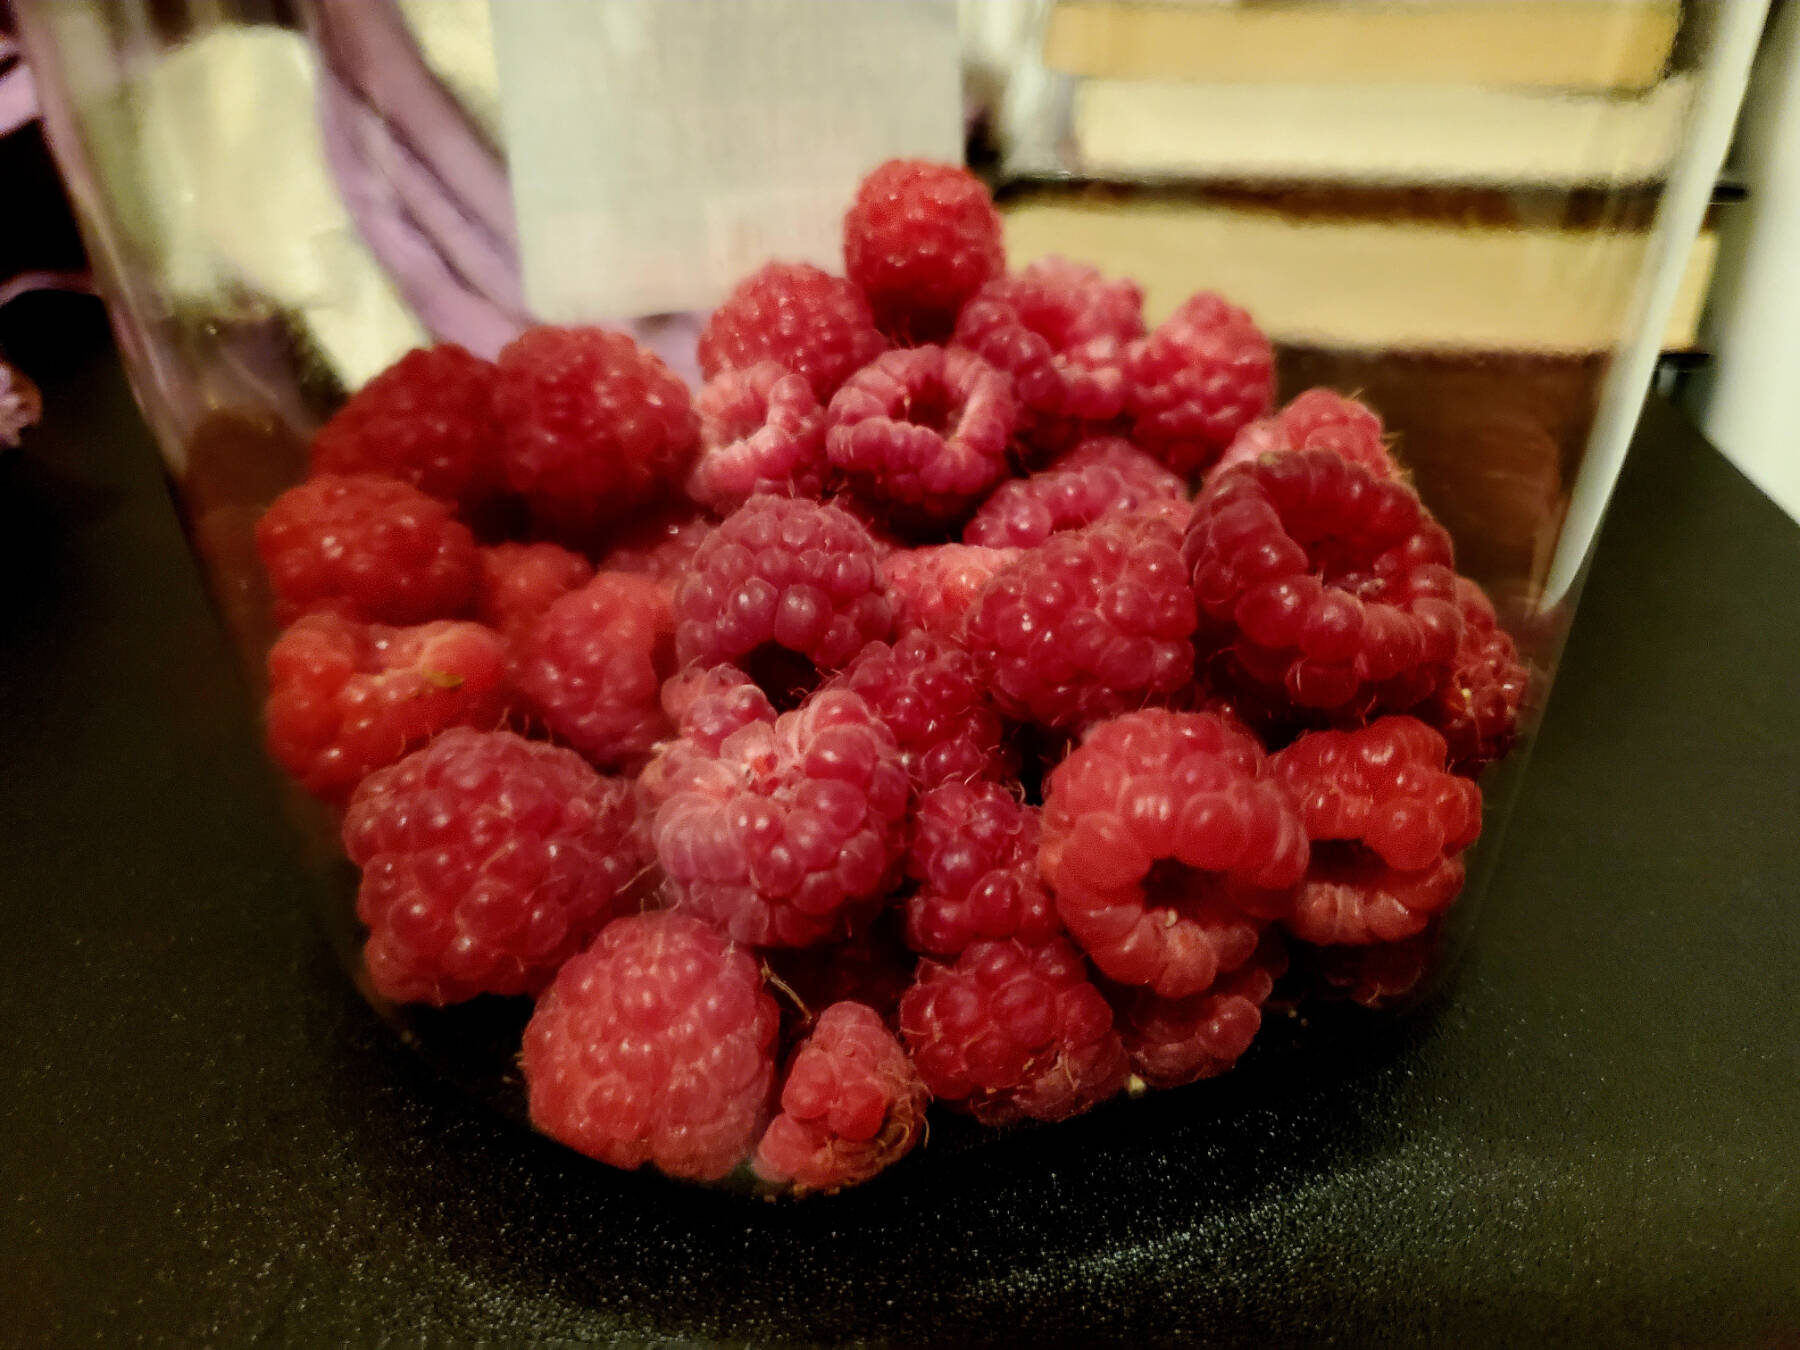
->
899, 937, 1127, 1125
1040, 710, 1307, 997
646, 689, 911, 947
826, 345, 1018, 527
511, 572, 676, 770
522, 912, 779, 1181
495, 325, 698, 536
474, 541, 592, 637
264, 613, 508, 803
687, 361, 828, 513
962, 436, 1185, 549
752, 1001, 928, 1194
698, 261, 886, 400
1128, 292, 1275, 475
1417, 577, 1528, 777
659, 665, 778, 755
1214, 388, 1398, 481
764, 914, 916, 1027
1110, 933, 1287, 1089
674, 496, 892, 704
824, 631, 1014, 789
1272, 716, 1481, 944
904, 780, 1058, 956
343, 729, 649, 1006
596, 506, 715, 588
309, 344, 500, 506
1183, 449, 1464, 713
844, 159, 1005, 343
952, 257, 1142, 452
1307, 921, 1442, 1008
256, 473, 477, 626
965, 515, 1197, 729
882, 543, 1020, 642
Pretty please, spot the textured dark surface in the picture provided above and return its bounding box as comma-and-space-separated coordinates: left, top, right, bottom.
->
2, 303, 1799, 1347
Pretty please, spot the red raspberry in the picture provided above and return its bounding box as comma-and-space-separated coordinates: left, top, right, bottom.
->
256, 473, 477, 626
659, 665, 778, 754
826, 345, 1018, 527
904, 780, 1058, 956
698, 261, 886, 401
1307, 921, 1442, 1008
343, 728, 649, 1006
764, 914, 916, 1027
511, 572, 676, 770
965, 515, 1197, 729
1040, 710, 1307, 997
674, 495, 892, 704
824, 631, 1014, 789
495, 325, 698, 535
596, 506, 715, 588
474, 541, 592, 637
962, 436, 1185, 549
1272, 716, 1482, 945
952, 257, 1142, 452
687, 361, 828, 513
646, 689, 911, 947
1128, 292, 1275, 475
1110, 933, 1286, 1089
753, 1001, 928, 1193
265, 613, 508, 802
1183, 449, 1465, 713
1214, 388, 1398, 481
1417, 577, 1528, 777
882, 543, 1020, 642
521, 912, 779, 1181
899, 937, 1127, 1125
844, 159, 1005, 343
309, 344, 500, 506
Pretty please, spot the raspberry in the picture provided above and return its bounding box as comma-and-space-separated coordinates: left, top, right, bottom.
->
826, 345, 1018, 527
764, 913, 916, 1027
474, 541, 592, 637
824, 631, 1014, 789
495, 325, 698, 534
952, 258, 1142, 451
1183, 450, 1465, 713
904, 780, 1058, 956
511, 572, 676, 769
882, 543, 1020, 641
597, 506, 715, 587
674, 495, 892, 704
1128, 292, 1275, 475
898, 937, 1128, 1125
687, 361, 828, 513
753, 1001, 928, 1193
1110, 933, 1286, 1089
521, 912, 779, 1181
309, 344, 500, 506
964, 515, 1197, 729
256, 473, 477, 626
264, 613, 508, 802
1306, 921, 1442, 1008
1271, 716, 1481, 944
1040, 710, 1307, 997
844, 159, 1005, 343
1214, 388, 1398, 481
698, 262, 887, 400
646, 689, 911, 947
660, 665, 778, 754
343, 729, 649, 1005
1417, 577, 1528, 777
962, 436, 1185, 549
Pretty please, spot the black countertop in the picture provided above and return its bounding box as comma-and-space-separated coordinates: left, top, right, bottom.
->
3, 302, 1798, 1347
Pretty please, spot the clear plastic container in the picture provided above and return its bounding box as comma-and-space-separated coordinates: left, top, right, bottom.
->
15, 0, 1764, 1193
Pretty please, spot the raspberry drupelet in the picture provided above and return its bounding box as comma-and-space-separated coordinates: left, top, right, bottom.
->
687, 361, 829, 513
1110, 932, 1287, 1089
826, 345, 1019, 528
1271, 716, 1482, 944
1213, 388, 1400, 482
473, 541, 592, 637
904, 780, 1059, 957
753, 1001, 929, 1194
256, 473, 478, 626
522, 912, 780, 1181
1129, 291, 1275, 476
1040, 710, 1308, 997
844, 159, 1005, 343
963, 435, 1186, 549
882, 543, 1021, 642
698, 261, 886, 400
899, 937, 1128, 1125
343, 729, 650, 1006
1183, 449, 1465, 714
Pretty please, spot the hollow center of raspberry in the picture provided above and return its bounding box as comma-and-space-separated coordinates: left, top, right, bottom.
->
1142, 859, 1232, 914
741, 643, 821, 713
1308, 839, 1391, 883
897, 382, 960, 436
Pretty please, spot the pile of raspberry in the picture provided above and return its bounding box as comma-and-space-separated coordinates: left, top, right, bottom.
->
256, 159, 1527, 1195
